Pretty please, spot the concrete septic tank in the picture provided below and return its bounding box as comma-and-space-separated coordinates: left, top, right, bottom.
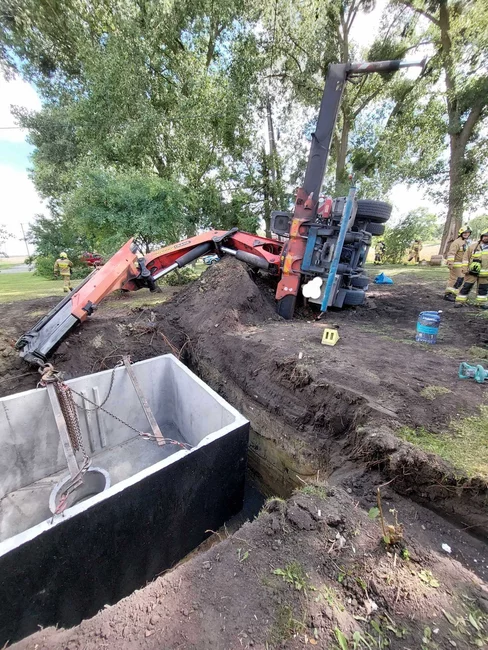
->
0, 354, 249, 645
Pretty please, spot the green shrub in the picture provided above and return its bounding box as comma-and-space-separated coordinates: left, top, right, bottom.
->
162, 267, 200, 286
34, 255, 91, 280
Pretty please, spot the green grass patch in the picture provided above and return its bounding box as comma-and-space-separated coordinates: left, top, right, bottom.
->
468, 346, 488, 360
420, 385, 452, 400
0, 273, 61, 302
365, 263, 447, 281
398, 406, 488, 480
298, 484, 329, 499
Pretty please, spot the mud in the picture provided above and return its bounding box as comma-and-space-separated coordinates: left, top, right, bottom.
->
1, 260, 488, 649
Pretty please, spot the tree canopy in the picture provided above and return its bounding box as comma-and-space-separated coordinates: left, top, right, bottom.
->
1, 0, 487, 259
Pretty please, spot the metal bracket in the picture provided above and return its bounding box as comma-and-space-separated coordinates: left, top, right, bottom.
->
122, 356, 165, 446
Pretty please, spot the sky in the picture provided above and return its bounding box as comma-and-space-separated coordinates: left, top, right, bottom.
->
0, 0, 434, 255
0, 74, 43, 255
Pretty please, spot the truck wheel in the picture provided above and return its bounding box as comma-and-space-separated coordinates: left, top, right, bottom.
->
356, 199, 392, 223
277, 295, 296, 320
351, 276, 369, 289
343, 288, 365, 306
365, 222, 385, 236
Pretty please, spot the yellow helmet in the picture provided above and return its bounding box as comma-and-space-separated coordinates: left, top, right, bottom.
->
60, 252, 67, 259
458, 226, 471, 236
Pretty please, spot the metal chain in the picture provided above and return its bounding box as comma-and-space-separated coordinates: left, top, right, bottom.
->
39, 362, 192, 451
70, 364, 118, 412
54, 382, 89, 462
68, 384, 192, 449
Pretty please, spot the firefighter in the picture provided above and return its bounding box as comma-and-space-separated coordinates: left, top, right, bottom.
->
454, 231, 488, 309
408, 239, 422, 264
53, 251, 73, 292
374, 240, 386, 265
444, 225, 472, 301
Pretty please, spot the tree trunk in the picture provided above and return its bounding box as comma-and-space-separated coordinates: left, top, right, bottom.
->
440, 137, 465, 253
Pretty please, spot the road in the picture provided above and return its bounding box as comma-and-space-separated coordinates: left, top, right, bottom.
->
0, 265, 32, 274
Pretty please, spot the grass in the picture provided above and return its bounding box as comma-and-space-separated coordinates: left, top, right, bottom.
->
420, 385, 452, 400
0, 272, 61, 303
397, 405, 488, 480
0, 261, 207, 304
365, 263, 447, 281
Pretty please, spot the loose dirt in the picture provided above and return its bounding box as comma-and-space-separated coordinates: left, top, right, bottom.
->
2, 261, 488, 649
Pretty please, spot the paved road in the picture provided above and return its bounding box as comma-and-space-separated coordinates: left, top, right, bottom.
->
0, 264, 32, 274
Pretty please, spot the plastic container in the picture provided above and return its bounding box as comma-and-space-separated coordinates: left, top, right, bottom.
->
415, 311, 441, 344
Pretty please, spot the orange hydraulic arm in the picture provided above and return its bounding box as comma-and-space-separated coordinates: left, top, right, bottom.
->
16, 228, 283, 366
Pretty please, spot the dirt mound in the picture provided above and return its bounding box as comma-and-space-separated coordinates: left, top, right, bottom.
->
0, 260, 276, 397
157, 258, 278, 335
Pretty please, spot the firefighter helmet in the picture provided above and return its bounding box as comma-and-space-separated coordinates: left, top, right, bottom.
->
458, 225, 471, 236
60, 252, 67, 259
480, 231, 488, 239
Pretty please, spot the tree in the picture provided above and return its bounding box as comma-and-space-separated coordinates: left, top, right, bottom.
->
467, 215, 488, 240
383, 207, 441, 263
0, 225, 12, 246
0, 224, 12, 258
259, 0, 417, 195
393, 1, 488, 253
1, 0, 264, 237
64, 170, 190, 253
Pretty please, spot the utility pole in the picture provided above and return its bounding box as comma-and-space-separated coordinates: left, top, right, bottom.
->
20, 223, 31, 258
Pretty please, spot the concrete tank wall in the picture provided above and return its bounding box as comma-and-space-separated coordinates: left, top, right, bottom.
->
0, 355, 249, 645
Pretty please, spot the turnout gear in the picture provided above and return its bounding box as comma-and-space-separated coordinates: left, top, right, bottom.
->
445, 233, 470, 299
408, 240, 422, 264
374, 241, 385, 265
455, 238, 488, 308
54, 254, 73, 293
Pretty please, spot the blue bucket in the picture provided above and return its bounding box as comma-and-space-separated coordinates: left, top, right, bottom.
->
415, 311, 441, 344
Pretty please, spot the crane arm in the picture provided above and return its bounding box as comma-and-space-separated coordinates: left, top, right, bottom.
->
16, 229, 283, 366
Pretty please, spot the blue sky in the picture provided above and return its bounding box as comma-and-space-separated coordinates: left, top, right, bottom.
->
0, 74, 44, 255
0, 139, 34, 171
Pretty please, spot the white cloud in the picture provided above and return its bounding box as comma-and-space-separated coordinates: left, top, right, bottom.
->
0, 165, 46, 255
0, 75, 42, 143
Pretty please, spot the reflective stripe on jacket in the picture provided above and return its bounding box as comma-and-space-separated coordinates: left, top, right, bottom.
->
54, 258, 73, 275
464, 242, 488, 278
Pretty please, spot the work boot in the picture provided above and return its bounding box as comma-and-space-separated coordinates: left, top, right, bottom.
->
444, 293, 456, 302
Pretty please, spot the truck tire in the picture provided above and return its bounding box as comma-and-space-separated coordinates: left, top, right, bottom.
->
351, 276, 369, 289
343, 288, 365, 306
356, 199, 392, 223
365, 222, 385, 236
277, 294, 296, 320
